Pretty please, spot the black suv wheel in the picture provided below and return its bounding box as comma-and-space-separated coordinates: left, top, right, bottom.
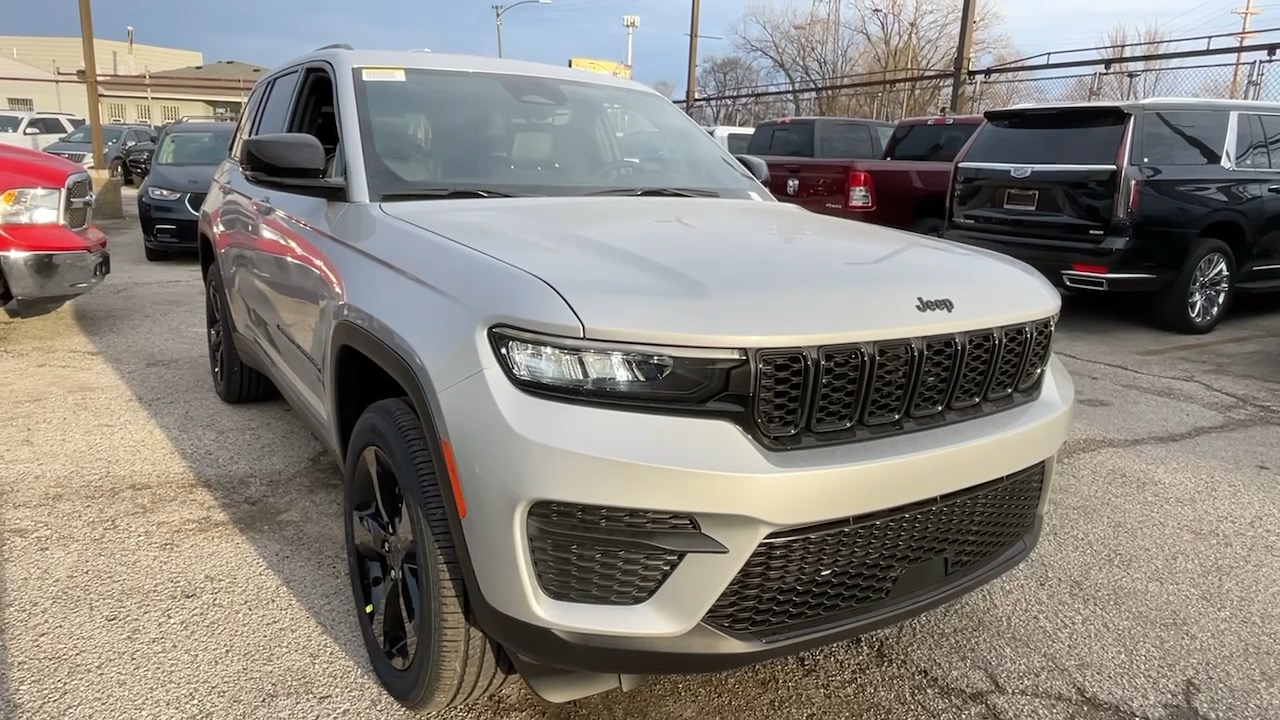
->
344, 398, 514, 710
1153, 237, 1235, 335
204, 267, 274, 402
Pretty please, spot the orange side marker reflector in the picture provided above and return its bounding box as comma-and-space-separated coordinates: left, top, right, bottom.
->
440, 438, 467, 520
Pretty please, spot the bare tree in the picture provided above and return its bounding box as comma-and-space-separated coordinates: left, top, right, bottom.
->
695, 54, 785, 125
651, 80, 677, 99
730, 0, 1015, 119
1062, 21, 1174, 102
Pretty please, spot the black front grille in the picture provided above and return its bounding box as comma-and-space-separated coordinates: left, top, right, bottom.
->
703, 462, 1047, 639
527, 502, 699, 606
751, 317, 1055, 447
64, 175, 92, 230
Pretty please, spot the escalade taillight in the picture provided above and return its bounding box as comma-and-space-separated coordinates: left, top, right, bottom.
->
1127, 177, 1141, 215
848, 170, 875, 210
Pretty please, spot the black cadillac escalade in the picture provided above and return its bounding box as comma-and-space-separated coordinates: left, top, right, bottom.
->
943, 98, 1280, 334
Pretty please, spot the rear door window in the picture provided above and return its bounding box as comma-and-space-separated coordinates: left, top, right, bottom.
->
884, 122, 980, 161
1256, 114, 1280, 170
747, 123, 814, 157
1137, 110, 1230, 165
818, 122, 874, 159
1234, 113, 1270, 169
963, 109, 1127, 165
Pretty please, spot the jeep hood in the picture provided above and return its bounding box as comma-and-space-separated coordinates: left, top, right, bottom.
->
380, 197, 1061, 347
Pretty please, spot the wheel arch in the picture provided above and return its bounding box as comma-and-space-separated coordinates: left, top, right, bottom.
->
327, 319, 495, 631
1196, 218, 1250, 267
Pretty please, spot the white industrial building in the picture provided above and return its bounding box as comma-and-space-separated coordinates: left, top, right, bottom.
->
0, 34, 263, 122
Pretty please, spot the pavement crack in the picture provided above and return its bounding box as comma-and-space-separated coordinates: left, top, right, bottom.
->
1058, 351, 1279, 415
1059, 417, 1276, 459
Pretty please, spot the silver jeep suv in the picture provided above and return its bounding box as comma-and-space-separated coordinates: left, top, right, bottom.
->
199, 46, 1075, 711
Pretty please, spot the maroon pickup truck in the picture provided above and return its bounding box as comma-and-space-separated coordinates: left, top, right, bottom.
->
752, 114, 984, 235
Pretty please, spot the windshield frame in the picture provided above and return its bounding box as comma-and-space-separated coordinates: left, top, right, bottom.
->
153, 128, 235, 167
350, 66, 768, 202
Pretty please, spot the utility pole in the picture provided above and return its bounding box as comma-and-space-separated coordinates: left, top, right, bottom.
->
492, 1, 551, 59
623, 15, 640, 69
949, 0, 978, 113
1229, 0, 1261, 99
77, 0, 105, 170
493, 5, 505, 58
685, 0, 700, 112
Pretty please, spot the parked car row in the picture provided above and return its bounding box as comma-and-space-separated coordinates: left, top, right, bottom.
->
736, 99, 1280, 334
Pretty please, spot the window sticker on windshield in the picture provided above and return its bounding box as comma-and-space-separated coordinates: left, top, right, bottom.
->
361, 67, 405, 82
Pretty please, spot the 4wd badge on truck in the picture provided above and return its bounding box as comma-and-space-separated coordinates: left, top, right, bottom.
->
916, 296, 955, 313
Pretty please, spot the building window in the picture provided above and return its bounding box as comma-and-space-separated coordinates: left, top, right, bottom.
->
136, 104, 152, 123
106, 102, 126, 123
6, 98, 35, 111
161, 105, 180, 123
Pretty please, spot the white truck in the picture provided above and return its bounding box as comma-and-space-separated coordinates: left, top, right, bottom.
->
0, 111, 85, 151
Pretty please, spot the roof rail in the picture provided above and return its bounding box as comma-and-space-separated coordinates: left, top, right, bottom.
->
175, 114, 239, 123
315, 43, 354, 51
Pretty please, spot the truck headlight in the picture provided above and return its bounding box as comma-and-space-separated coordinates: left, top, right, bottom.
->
0, 188, 61, 225
489, 327, 745, 404
147, 187, 182, 201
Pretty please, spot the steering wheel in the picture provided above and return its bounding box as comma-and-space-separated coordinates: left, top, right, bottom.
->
595, 160, 644, 179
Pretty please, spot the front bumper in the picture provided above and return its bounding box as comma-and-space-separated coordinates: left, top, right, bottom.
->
139, 195, 198, 250
1, 246, 111, 318
439, 354, 1074, 674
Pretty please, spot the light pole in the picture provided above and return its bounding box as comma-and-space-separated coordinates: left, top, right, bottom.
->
623, 15, 640, 69
492, 0, 551, 58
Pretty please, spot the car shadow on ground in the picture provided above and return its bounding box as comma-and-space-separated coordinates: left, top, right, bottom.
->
1056, 288, 1280, 335
67, 217, 379, 681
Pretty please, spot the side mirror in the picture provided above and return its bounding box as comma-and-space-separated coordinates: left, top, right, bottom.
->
243, 133, 326, 180
734, 154, 770, 184
23, 126, 41, 135
242, 132, 344, 198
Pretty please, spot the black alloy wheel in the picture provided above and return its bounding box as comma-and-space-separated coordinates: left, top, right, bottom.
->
203, 266, 274, 402
343, 398, 514, 710
350, 444, 423, 671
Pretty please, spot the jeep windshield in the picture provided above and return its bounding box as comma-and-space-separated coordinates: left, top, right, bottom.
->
352, 66, 764, 200
154, 129, 233, 166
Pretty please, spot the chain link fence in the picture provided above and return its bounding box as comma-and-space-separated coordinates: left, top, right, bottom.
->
687, 50, 1280, 125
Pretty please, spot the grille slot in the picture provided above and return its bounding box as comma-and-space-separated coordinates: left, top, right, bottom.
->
987, 325, 1030, 400
185, 192, 208, 215
64, 174, 92, 230
751, 319, 1052, 446
702, 462, 1046, 638
526, 502, 698, 606
754, 350, 810, 436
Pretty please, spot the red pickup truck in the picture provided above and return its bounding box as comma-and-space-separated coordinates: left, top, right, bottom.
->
751, 114, 984, 235
0, 143, 110, 319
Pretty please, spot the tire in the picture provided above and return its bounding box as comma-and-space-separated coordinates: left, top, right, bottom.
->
909, 217, 946, 237
344, 398, 515, 711
143, 245, 167, 262
204, 265, 274, 402
1152, 237, 1235, 335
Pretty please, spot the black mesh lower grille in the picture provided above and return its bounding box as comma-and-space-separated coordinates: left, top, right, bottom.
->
702, 462, 1046, 638
527, 502, 697, 606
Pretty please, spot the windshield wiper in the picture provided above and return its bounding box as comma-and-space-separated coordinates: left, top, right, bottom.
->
585, 187, 720, 198
380, 188, 524, 200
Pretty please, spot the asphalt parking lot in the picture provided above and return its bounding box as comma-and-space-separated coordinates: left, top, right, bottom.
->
1, 189, 1278, 720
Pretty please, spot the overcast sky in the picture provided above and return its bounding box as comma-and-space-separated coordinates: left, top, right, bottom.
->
6, 0, 1266, 89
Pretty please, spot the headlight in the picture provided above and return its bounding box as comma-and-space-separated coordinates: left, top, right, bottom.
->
147, 187, 182, 200
0, 188, 61, 225
489, 327, 745, 404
